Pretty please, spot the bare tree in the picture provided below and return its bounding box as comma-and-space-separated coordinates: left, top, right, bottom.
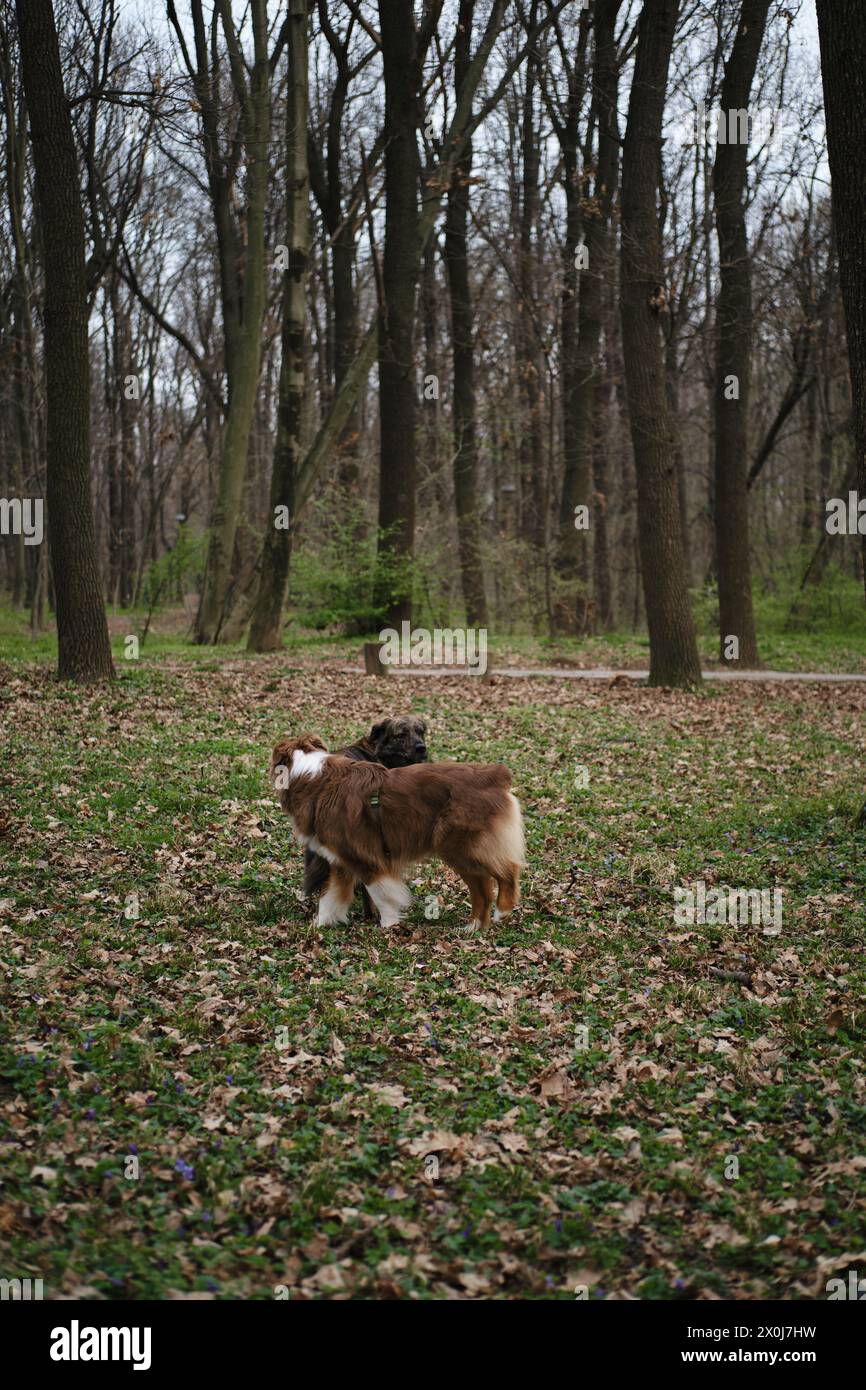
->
167, 0, 273, 644
620, 0, 701, 688
443, 0, 488, 627
712, 0, 770, 668
816, 0, 866, 601
15, 0, 114, 682
248, 0, 309, 652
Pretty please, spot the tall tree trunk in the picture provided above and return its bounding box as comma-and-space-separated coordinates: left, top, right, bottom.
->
105, 303, 121, 604
374, 0, 421, 627
118, 298, 136, 609
620, 0, 701, 688
248, 0, 309, 652
190, 0, 271, 644
712, 0, 769, 666
1, 35, 32, 610
310, 3, 360, 497
15, 0, 114, 683
443, 0, 488, 627
8, 277, 30, 607
816, 0, 866, 600
555, 4, 593, 616
517, 0, 545, 550
591, 1, 622, 632
558, 1, 622, 630
665, 335, 691, 585
420, 238, 444, 508
107, 272, 136, 608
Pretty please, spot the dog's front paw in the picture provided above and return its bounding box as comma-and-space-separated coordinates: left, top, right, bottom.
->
460, 918, 481, 936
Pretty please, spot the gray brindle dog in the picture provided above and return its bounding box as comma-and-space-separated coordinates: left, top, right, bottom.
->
302, 716, 429, 907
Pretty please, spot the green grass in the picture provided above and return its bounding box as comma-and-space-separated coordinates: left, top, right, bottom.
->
2, 568, 865, 676
1, 616, 865, 1299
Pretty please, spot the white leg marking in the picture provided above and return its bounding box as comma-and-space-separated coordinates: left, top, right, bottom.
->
366, 876, 412, 927
318, 881, 352, 926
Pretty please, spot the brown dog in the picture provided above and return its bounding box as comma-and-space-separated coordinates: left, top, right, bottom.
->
271, 734, 524, 930
302, 717, 428, 901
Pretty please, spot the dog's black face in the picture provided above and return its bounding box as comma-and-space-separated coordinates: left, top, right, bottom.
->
367, 716, 428, 768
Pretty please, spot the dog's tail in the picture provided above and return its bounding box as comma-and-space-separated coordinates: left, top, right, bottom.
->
494, 792, 525, 870
494, 795, 522, 911
483, 791, 525, 914
303, 847, 330, 897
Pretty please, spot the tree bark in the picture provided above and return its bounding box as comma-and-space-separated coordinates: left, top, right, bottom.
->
712, 0, 769, 667
186, 0, 271, 643
443, 0, 488, 627
555, 3, 593, 610
558, 1, 622, 628
620, 0, 701, 687
816, 0, 866, 599
308, 0, 362, 497
374, 0, 423, 627
1, 22, 32, 609
591, 2, 623, 632
248, 0, 309, 652
15, 0, 114, 682
517, 0, 545, 551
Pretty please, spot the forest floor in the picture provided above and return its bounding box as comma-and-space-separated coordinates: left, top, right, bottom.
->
1, 628, 865, 1299
2, 596, 866, 675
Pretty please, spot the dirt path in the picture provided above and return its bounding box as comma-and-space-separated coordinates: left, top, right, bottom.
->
349, 666, 866, 682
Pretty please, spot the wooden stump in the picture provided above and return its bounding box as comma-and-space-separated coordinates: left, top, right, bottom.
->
362, 642, 388, 676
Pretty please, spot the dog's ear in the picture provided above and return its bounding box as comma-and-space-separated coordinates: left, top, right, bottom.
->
369, 720, 389, 743
271, 737, 293, 768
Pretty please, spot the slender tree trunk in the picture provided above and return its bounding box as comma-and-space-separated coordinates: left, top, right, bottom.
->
517, 1, 545, 550
332, 221, 360, 494
118, 300, 136, 608
3, 55, 31, 609
665, 335, 691, 585
592, 354, 614, 630
816, 0, 866, 600
420, 239, 444, 508
15, 0, 114, 682
311, 10, 360, 497
374, 0, 421, 627
620, 0, 701, 688
555, 5, 593, 615
443, 0, 488, 627
712, 0, 769, 666
105, 304, 121, 603
192, 0, 270, 643
559, 1, 622, 631
248, 0, 309, 652
8, 282, 29, 607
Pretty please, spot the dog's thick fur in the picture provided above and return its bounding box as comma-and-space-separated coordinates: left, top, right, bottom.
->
302, 717, 428, 898
271, 733, 524, 930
